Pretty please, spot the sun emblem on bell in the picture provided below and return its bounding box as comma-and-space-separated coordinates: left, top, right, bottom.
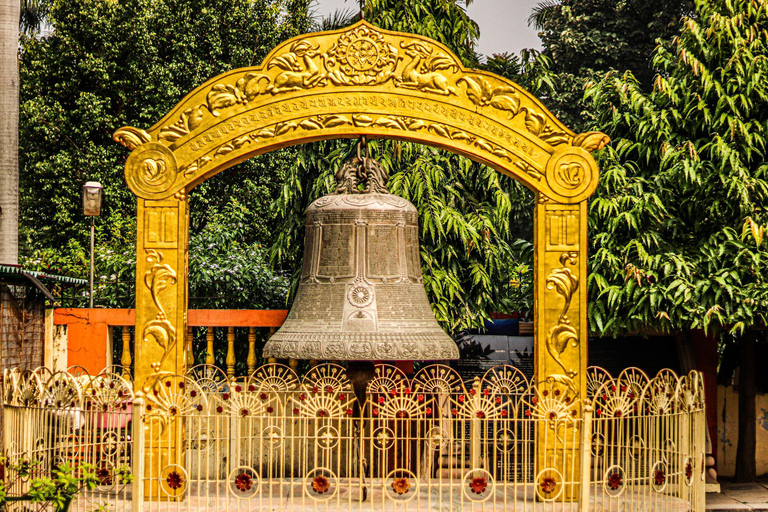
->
327, 26, 399, 85
348, 285, 373, 307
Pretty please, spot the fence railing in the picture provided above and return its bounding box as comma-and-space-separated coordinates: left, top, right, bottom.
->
109, 325, 283, 383
2, 364, 706, 512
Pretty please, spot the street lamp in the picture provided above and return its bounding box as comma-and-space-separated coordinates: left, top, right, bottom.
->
82, 181, 103, 308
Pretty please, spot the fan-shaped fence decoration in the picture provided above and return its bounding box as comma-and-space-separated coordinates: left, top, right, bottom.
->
592, 379, 638, 419
90, 371, 134, 411
370, 382, 432, 420
680, 370, 705, 412
186, 364, 228, 393
366, 364, 409, 394
3, 368, 20, 404
247, 363, 299, 393
219, 383, 279, 418
17, 371, 43, 407
617, 367, 649, 402
522, 377, 579, 424
642, 369, 681, 415
586, 366, 611, 399
412, 364, 464, 396
301, 363, 352, 393
43, 371, 82, 409
146, 374, 208, 418
482, 365, 529, 395
448, 379, 510, 421
291, 379, 356, 420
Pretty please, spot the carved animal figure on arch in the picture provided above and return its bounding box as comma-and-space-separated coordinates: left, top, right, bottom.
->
396, 41, 458, 96
266, 41, 326, 94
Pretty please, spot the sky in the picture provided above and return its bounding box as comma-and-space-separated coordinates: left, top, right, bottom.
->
310, 0, 544, 58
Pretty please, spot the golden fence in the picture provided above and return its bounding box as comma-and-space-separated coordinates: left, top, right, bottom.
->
2, 364, 705, 512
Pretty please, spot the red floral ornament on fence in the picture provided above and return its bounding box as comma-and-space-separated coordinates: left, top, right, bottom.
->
469, 477, 487, 495
392, 477, 410, 495
235, 473, 252, 492
167, 471, 183, 490
540, 476, 556, 495
312, 475, 330, 494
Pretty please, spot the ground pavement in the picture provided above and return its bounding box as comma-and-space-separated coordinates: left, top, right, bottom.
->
707, 479, 768, 511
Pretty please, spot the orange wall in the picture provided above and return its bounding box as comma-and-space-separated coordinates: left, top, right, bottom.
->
54, 308, 288, 375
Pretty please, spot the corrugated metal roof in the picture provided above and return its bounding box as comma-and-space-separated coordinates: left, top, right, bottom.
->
0, 265, 88, 285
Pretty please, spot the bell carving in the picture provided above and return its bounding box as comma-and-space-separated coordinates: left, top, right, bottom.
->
263, 154, 458, 361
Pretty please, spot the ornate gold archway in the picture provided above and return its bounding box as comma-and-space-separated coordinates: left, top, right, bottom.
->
115, 19, 607, 405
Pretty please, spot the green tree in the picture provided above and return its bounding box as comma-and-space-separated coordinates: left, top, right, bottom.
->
365, 0, 480, 67
530, 0, 693, 131
18, 0, 310, 301
586, 0, 768, 480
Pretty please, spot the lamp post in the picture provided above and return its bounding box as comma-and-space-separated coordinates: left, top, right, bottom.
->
82, 182, 103, 308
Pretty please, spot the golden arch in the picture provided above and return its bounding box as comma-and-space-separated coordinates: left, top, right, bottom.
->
115, 20, 607, 401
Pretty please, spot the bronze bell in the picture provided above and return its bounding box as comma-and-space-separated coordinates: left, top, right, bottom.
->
263, 152, 458, 361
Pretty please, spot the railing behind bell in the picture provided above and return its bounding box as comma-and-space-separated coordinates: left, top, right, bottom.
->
52, 309, 289, 379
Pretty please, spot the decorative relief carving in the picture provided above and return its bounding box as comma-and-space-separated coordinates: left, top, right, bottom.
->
572, 131, 610, 152
113, 126, 150, 149
545, 252, 579, 379
179, 156, 212, 178
193, 113, 543, 183
522, 108, 568, 146
160, 106, 205, 142
457, 75, 520, 118
326, 25, 400, 86
124, 142, 178, 197
208, 74, 269, 114
556, 162, 584, 189
144, 207, 178, 248
544, 147, 595, 201
546, 206, 579, 251
142, 22, 594, 153
142, 250, 178, 370
516, 161, 543, 181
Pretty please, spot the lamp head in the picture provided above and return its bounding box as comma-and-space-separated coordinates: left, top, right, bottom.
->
82, 181, 104, 217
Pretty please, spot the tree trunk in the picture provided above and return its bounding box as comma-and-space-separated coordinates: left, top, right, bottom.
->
735, 329, 756, 482
0, 0, 20, 265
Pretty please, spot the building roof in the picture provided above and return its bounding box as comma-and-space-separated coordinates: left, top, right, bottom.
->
0, 264, 88, 286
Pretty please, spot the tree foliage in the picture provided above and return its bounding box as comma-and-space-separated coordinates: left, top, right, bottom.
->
18, 0, 310, 304
586, 0, 768, 336
530, 0, 693, 131
365, 0, 480, 67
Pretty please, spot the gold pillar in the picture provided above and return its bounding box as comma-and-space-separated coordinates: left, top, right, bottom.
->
134, 193, 189, 500
534, 197, 588, 499
134, 194, 189, 387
